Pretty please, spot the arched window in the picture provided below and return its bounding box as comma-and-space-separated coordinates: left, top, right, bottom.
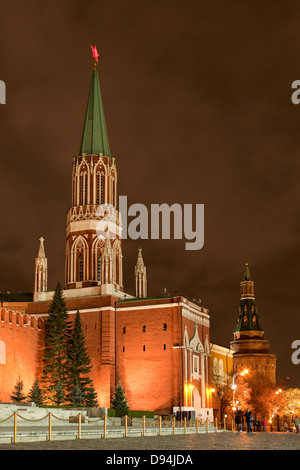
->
78, 254, 83, 281
96, 172, 105, 205
97, 254, 101, 282
219, 359, 224, 377
96, 173, 100, 205
213, 357, 219, 376
81, 172, 87, 205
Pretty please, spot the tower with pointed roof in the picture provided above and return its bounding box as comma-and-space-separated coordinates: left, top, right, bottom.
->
230, 263, 276, 384
65, 52, 123, 294
0, 47, 214, 418
33, 237, 48, 302
135, 247, 147, 298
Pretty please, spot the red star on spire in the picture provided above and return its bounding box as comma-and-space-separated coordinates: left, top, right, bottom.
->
91, 44, 99, 64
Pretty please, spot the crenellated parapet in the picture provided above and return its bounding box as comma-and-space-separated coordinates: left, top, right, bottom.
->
0, 307, 44, 331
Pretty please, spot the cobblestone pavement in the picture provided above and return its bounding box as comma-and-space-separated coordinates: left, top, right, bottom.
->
0, 432, 300, 450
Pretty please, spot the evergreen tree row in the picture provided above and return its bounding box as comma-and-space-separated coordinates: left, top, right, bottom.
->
9, 281, 98, 407
9, 281, 130, 415
41, 281, 98, 406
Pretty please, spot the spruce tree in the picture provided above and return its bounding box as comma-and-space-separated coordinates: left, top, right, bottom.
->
85, 383, 99, 408
69, 381, 84, 407
54, 380, 65, 406
66, 310, 96, 405
111, 381, 129, 417
10, 376, 27, 403
42, 280, 71, 403
28, 378, 44, 405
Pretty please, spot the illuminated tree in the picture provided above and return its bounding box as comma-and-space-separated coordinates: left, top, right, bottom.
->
66, 310, 98, 406
211, 372, 233, 420
85, 383, 99, 407
42, 281, 71, 403
280, 388, 300, 424
54, 380, 65, 406
232, 374, 251, 410
28, 379, 44, 405
69, 381, 84, 407
246, 375, 277, 418
10, 376, 27, 403
111, 381, 129, 417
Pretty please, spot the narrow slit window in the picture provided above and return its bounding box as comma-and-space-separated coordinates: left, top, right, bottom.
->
100, 174, 104, 204
97, 255, 101, 282
79, 254, 83, 281
81, 172, 87, 205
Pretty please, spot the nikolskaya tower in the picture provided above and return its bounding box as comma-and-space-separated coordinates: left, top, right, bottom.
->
65, 48, 123, 295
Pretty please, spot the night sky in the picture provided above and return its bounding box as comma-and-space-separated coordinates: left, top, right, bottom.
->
1, 0, 300, 386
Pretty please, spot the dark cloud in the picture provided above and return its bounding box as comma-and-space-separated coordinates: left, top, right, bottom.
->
1, 0, 300, 385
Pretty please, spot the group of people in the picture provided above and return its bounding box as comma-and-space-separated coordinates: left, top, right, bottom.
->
234, 407, 269, 432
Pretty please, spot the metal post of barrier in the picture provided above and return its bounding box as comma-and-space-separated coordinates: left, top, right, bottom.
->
223, 417, 226, 431
49, 413, 52, 441
143, 415, 145, 437
104, 414, 107, 438
184, 416, 187, 434
232, 419, 234, 432
78, 413, 81, 440
173, 417, 175, 435
215, 418, 218, 432
13, 412, 17, 443
125, 415, 128, 437
159, 416, 162, 436
206, 417, 209, 433
196, 417, 199, 434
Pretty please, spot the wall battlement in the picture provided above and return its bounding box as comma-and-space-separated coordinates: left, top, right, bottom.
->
0, 307, 44, 331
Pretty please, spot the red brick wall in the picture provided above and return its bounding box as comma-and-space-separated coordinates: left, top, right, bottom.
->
115, 304, 183, 414
0, 295, 211, 412
0, 308, 44, 402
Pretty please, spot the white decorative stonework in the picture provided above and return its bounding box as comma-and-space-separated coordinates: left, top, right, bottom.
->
181, 307, 210, 328
189, 325, 204, 353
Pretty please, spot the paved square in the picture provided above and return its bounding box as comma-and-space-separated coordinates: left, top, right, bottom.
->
0, 432, 300, 451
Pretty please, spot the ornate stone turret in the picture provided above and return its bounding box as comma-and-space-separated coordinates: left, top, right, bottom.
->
34, 237, 48, 302
230, 263, 276, 384
135, 247, 147, 298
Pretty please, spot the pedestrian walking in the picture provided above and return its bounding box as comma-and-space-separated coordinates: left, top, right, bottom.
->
244, 408, 253, 433
262, 418, 268, 432
257, 417, 262, 432
294, 416, 300, 433
234, 407, 243, 432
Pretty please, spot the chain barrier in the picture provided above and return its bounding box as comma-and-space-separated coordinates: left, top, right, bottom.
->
1, 411, 228, 444
0, 414, 14, 424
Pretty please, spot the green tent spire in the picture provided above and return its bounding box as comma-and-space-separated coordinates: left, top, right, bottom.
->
234, 263, 263, 334
79, 69, 111, 157
242, 262, 252, 281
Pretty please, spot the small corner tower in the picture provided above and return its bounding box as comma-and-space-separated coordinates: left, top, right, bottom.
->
135, 247, 147, 298
230, 263, 276, 384
34, 237, 48, 302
